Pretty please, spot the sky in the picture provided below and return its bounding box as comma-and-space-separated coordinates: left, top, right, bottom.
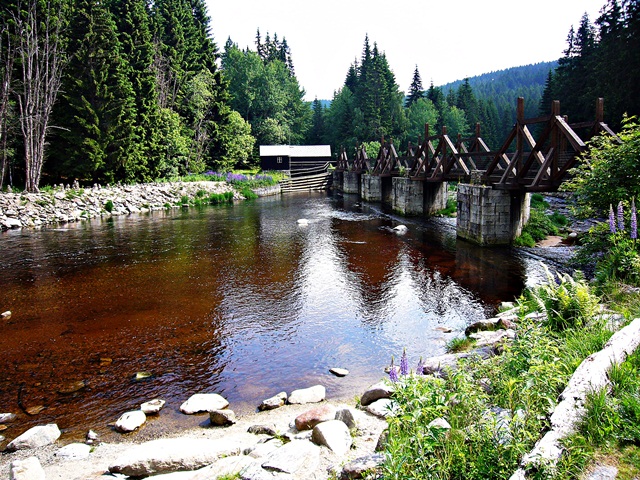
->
206, 0, 606, 102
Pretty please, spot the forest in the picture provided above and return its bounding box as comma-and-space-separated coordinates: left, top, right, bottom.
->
0, 0, 638, 191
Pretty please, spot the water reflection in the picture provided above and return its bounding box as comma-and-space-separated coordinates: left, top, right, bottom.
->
0, 192, 531, 441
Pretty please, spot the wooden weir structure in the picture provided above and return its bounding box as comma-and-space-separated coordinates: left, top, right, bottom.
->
336, 98, 617, 193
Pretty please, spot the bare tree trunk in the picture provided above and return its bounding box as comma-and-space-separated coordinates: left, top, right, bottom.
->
15, 0, 66, 192
0, 19, 15, 189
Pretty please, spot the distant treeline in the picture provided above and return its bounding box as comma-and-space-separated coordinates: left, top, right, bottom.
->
1, 0, 633, 191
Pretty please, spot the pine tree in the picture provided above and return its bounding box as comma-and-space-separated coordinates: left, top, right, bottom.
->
307, 98, 325, 145
406, 65, 424, 107
49, 0, 139, 183
456, 78, 478, 126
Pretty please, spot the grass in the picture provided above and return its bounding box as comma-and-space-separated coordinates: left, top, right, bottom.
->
383, 273, 618, 480
514, 194, 569, 247
446, 336, 476, 353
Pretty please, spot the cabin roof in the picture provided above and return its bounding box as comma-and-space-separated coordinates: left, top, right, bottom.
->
259, 145, 331, 158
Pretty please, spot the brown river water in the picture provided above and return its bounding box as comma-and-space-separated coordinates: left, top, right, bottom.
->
0, 192, 546, 444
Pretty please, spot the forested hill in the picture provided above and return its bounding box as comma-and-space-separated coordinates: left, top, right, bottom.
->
439, 61, 558, 118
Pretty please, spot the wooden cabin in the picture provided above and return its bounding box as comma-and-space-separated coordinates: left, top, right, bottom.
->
259, 145, 332, 172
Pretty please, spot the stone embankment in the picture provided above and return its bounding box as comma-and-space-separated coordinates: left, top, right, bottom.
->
0, 181, 281, 231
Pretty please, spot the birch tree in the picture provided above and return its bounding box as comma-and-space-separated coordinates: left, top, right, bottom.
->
0, 11, 15, 189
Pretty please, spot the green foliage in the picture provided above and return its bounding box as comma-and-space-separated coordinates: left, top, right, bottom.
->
513, 231, 535, 247
240, 186, 258, 200
104, 200, 114, 213
437, 196, 457, 218
446, 336, 475, 353
527, 269, 600, 331
564, 118, 640, 216
596, 234, 640, 285
530, 193, 549, 209
361, 141, 380, 160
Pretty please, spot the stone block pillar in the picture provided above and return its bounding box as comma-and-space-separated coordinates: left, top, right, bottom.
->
423, 182, 449, 215
392, 177, 424, 215
456, 184, 530, 246
343, 172, 361, 194
361, 174, 381, 202
332, 170, 344, 191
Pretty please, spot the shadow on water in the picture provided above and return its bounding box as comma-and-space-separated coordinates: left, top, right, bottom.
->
0, 191, 532, 442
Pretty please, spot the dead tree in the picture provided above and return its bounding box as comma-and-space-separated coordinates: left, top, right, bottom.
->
14, 0, 67, 192
0, 17, 15, 189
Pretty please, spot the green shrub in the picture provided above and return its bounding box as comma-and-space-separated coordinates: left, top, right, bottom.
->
104, 200, 114, 213
530, 193, 549, 209
240, 187, 258, 200
513, 231, 535, 247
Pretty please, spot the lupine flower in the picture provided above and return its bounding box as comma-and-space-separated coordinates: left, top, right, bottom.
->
632, 198, 637, 240
389, 357, 398, 383
618, 201, 625, 232
400, 348, 409, 376
416, 357, 424, 376
609, 204, 616, 234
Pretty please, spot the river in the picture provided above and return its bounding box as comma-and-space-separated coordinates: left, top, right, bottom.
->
0, 191, 545, 443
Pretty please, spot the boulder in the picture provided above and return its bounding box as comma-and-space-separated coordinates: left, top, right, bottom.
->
335, 407, 357, 430
469, 329, 516, 347
421, 347, 495, 377
375, 429, 388, 452
0, 412, 17, 423
258, 392, 287, 411
247, 424, 277, 436
288, 385, 325, 405
329, 367, 349, 377
9, 456, 45, 480
295, 404, 337, 431
464, 318, 501, 336
7, 424, 61, 451
261, 440, 320, 474
115, 410, 146, 433
245, 438, 284, 459
340, 453, 385, 480
360, 382, 394, 406
191, 456, 258, 480
2, 218, 22, 229
55, 442, 92, 460
109, 437, 242, 477
364, 398, 396, 418
210, 409, 236, 426
311, 420, 352, 455
141, 398, 166, 415
180, 393, 229, 414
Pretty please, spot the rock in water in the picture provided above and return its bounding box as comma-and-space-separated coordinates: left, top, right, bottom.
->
180, 393, 229, 414
1, 311, 11, 320
141, 399, 165, 415
115, 410, 146, 433
392, 224, 408, 234
209, 409, 236, 426
329, 367, 349, 377
288, 385, 325, 404
296, 219, 309, 225
7, 424, 61, 451
258, 392, 287, 411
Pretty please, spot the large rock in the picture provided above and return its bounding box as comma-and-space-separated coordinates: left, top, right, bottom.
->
7, 424, 61, 451
9, 456, 45, 480
261, 440, 320, 474
0, 412, 17, 423
421, 347, 495, 377
335, 407, 357, 430
469, 329, 516, 347
108, 437, 242, 477
465, 318, 501, 336
246, 438, 284, 459
191, 456, 258, 480
311, 420, 352, 456
364, 398, 396, 418
55, 443, 92, 460
295, 404, 337, 431
340, 453, 385, 480
141, 398, 166, 415
115, 410, 146, 433
360, 382, 394, 406
258, 392, 287, 411
180, 393, 229, 414
209, 409, 236, 426
288, 385, 325, 405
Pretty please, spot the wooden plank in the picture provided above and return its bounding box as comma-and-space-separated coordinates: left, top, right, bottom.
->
555, 116, 587, 151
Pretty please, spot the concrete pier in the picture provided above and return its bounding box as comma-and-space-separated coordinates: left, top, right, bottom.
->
343, 172, 361, 194
391, 178, 448, 216
456, 184, 530, 246
361, 174, 381, 201
332, 170, 344, 191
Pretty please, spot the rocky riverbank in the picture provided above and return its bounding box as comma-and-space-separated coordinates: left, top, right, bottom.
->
0, 182, 281, 231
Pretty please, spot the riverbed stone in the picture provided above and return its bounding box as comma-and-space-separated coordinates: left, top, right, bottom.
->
311, 420, 352, 455
141, 398, 166, 415
258, 392, 287, 411
210, 409, 236, 426
469, 329, 516, 347
339, 453, 385, 480
288, 385, 325, 404
245, 438, 284, 459
261, 440, 320, 474
364, 398, 396, 418
329, 367, 349, 377
109, 437, 243, 477
248, 424, 277, 436
0, 412, 17, 423
55, 442, 92, 460
6, 424, 61, 451
191, 455, 258, 480
180, 393, 229, 414
9, 456, 45, 480
335, 407, 358, 430
360, 382, 394, 406
465, 318, 501, 335
115, 410, 146, 433
1, 311, 11, 321
295, 404, 337, 430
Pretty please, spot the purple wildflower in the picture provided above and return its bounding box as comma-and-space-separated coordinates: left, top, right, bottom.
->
416, 356, 424, 376
389, 357, 398, 383
609, 204, 616, 234
400, 348, 409, 376
632, 198, 637, 240
618, 201, 625, 232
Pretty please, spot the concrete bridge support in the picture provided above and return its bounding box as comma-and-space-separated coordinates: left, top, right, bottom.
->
343, 172, 361, 194
361, 174, 381, 201
456, 184, 530, 246
391, 178, 448, 216
332, 170, 344, 191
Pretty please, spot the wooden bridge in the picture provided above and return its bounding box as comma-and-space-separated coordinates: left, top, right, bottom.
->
336, 98, 616, 192
333, 98, 618, 246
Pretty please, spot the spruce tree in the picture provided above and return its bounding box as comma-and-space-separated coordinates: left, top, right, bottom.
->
406, 65, 424, 107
